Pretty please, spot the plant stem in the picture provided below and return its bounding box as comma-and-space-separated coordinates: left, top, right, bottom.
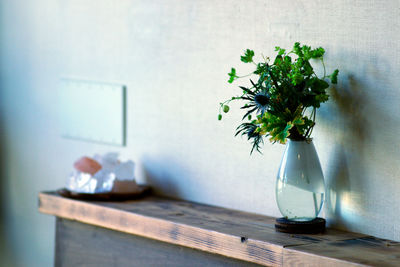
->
237, 73, 253, 79
313, 193, 319, 218
303, 168, 319, 219
321, 58, 326, 78
305, 107, 316, 138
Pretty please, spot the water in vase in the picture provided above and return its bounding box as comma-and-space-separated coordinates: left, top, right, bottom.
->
276, 179, 324, 221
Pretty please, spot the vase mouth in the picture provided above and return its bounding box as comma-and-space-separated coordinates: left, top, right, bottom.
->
288, 137, 313, 143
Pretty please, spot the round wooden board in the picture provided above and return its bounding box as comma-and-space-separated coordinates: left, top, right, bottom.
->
57, 185, 151, 201
275, 217, 326, 234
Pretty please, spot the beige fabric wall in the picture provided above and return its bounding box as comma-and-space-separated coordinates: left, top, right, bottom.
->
0, 0, 399, 266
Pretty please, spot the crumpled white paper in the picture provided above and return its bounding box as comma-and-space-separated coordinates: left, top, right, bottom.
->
66, 153, 136, 193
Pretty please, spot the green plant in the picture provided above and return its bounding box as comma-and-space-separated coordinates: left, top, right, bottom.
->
218, 42, 339, 153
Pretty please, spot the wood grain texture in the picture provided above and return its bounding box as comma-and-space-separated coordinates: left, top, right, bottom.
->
40, 193, 283, 266
39, 192, 399, 266
284, 236, 400, 267
56, 218, 261, 267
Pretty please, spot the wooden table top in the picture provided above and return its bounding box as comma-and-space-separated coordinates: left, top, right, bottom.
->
38, 192, 400, 266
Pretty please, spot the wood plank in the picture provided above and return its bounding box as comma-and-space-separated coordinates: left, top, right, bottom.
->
284, 236, 400, 267
40, 192, 283, 266
39, 192, 392, 267
99, 196, 365, 243
56, 218, 261, 267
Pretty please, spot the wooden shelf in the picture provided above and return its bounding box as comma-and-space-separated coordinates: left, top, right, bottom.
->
39, 192, 400, 266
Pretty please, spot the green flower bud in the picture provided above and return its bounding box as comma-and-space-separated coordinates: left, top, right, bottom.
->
218, 114, 222, 120
223, 105, 230, 113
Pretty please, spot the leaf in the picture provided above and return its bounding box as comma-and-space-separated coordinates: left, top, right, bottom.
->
311, 78, 329, 92
242, 106, 258, 120
240, 104, 255, 109
291, 72, 303, 86
303, 61, 314, 76
311, 47, 325, 58
250, 135, 264, 154
330, 69, 339, 84
315, 94, 329, 103
254, 63, 269, 75
228, 68, 237, 83
239, 86, 255, 95
249, 79, 258, 89
274, 55, 283, 65
284, 56, 292, 64
218, 114, 222, 120
292, 117, 304, 125
241, 49, 255, 63
302, 45, 312, 59
295, 116, 314, 135
276, 123, 293, 143
293, 42, 303, 56
277, 47, 286, 56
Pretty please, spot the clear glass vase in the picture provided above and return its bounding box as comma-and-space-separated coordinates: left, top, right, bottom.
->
276, 139, 325, 221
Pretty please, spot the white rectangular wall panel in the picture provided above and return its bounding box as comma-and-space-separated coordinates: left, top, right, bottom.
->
59, 79, 126, 146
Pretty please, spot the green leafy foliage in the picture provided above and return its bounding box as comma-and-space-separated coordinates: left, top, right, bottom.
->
241, 49, 255, 63
218, 42, 339, 154
227, 68, 237, 83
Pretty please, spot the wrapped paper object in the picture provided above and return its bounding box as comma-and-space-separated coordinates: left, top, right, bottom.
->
66, 153, 138, 193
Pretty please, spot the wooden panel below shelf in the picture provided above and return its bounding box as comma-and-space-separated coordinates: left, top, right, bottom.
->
56, 218, 261, 267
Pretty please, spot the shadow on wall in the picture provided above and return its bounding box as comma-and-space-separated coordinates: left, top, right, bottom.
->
0, 113, 16, 265
321, 70, 397, 230
325, 75, 368, 229
140, 154, 184, 200
0, 113, 5, 240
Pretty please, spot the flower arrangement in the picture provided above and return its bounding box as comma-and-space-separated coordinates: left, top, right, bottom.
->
218, 42, 339, 153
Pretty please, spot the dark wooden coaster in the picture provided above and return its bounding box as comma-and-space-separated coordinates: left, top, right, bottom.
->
57, 185, 151, 201
275, 217, 326, 234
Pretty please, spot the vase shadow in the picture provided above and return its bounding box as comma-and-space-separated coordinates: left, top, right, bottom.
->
325, 144, 351, 228
321, 72, 395, 231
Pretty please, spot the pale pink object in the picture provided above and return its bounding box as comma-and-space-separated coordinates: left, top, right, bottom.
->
74, 157, 102, 175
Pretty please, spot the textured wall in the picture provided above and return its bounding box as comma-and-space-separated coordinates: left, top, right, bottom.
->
0, 0, 399, 266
